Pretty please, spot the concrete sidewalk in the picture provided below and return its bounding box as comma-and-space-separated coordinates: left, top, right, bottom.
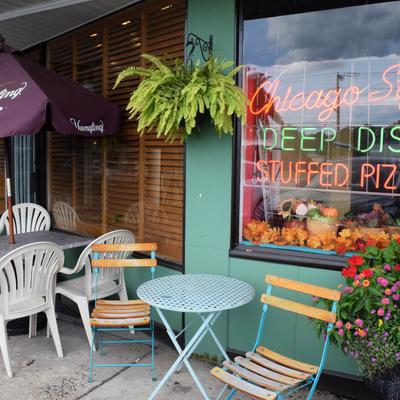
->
0, 318, 347, 400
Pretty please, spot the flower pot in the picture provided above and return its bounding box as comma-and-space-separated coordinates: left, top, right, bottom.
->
366, 366, 400, 400
307, 219, 337, 236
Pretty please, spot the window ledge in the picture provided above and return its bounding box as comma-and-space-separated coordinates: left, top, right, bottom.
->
230, 243, 347, 270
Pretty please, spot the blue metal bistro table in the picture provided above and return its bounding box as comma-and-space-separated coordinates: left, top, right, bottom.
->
137, 274, 255, 400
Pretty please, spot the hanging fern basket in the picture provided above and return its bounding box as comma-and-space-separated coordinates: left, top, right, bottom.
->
114, 54, 248, 142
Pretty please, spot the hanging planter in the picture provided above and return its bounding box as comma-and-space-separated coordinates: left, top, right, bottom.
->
366, 366, 400, 400
114, 54, 247, 142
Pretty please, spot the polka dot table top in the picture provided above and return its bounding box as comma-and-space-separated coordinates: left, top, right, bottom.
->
137, 274, 255, 313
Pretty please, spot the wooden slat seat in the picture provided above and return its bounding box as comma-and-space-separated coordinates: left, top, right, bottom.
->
256, 347, 319, 374
234, 356, 302, 386
212, 350, 313, 400
90, 299, 151, 327
211, 348, 312, 399
211, 367, 277, 400
222, 361, 290, 392
91, 310, 150, 319
90, 316, 150, 327
96, 299, 148, 306
246, 352, 312, 380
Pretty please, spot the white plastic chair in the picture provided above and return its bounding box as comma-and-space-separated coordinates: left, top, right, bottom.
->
0, 203, 51, 235
0, 242, 64, 377
52, 201, 80, 232
55, 229, 134, 348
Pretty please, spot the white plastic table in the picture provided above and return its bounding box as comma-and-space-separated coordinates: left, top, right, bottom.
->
137, 274, 255, 400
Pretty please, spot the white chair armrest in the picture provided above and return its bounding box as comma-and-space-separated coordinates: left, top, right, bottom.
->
59, 265, 81, 275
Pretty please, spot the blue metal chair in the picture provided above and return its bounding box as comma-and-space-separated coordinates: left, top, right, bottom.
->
211, 274, 341, 400
88, 242, 157, 383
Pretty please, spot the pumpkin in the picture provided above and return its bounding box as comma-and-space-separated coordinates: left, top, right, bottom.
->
321, 207, 338, 219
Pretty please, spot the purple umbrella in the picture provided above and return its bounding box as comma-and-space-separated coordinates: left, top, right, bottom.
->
0, 35, 121, 243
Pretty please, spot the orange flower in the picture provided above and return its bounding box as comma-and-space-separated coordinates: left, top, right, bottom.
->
353, 280, 360, 287
363, 280, 370, 287
358, 329, 367, 337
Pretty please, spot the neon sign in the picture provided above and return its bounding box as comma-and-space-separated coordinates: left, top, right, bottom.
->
256, 160, 397, 190
249, 63, 400, 122
259, 125, 400, 153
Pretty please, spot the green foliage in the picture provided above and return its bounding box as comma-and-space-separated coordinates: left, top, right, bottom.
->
312, 240, 400, 378
114, 54, 248, 142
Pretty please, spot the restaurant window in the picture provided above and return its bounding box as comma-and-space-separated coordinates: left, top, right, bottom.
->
48, 0, 185, 266
236, 0, 400, 267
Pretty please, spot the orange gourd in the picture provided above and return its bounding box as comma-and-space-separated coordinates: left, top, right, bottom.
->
322, 207, 338, 219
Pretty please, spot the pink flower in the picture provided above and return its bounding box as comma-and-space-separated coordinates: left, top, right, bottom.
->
393, 294, 400, 301
343, 287, 354, 294
345, 322, 352, 330
384, 264, 392, 271
377, 277, 389, 287
377, 308, 385, 316
355, 319, 363, 327
385, 289, 392, 296
338, 329, 344, 336
381, 298, 390, 305
335, 321, 343, 329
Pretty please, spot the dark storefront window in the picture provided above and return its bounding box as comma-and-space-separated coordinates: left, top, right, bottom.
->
236, 0, 400, 267
48, 0, 186, 266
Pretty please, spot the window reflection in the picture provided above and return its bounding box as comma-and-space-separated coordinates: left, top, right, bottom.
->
240, 1, 400, 254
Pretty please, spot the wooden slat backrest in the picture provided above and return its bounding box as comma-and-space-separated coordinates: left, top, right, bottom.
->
92, 259, 157, 268
260, 294, 336, 323
91, 242, 157, 268
92, 243, 157, 252
265, 275, 341, 301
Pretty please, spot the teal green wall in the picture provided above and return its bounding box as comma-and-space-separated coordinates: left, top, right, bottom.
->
185, 0, 360, 377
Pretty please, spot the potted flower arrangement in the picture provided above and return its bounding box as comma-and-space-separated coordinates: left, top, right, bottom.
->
277, 198, 317, 230
313, 239, 400, 400
113, 54, 247, 142
306, 204, 339, 236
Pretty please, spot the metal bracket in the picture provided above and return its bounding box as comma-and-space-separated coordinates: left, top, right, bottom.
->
186, 33, 213, 66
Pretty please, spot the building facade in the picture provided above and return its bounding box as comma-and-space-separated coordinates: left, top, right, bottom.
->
7, 0, 400, 378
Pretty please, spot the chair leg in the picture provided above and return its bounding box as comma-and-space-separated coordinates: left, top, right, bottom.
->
226, 388, 237, 400
0, 320, 12, 377
76, 298, 95, 350
46, 321, 51, 338
118, 285, 129, 301
45, 309, 63, 358
151, 320, 156, 381
28, 315, 37, 338
89, 328, 97, 383
216, 384, 229, 400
